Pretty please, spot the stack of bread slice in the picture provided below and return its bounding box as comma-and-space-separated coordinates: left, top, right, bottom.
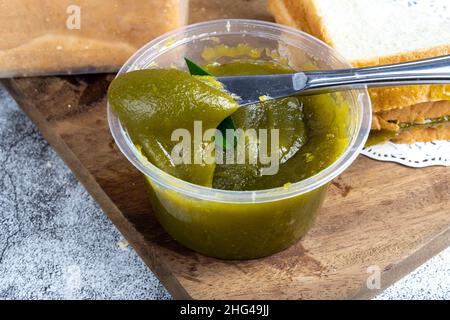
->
0, 0, 188, 77
268, 0, 450, 144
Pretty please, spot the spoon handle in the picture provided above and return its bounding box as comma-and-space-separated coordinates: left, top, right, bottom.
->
302, 54, 450, 93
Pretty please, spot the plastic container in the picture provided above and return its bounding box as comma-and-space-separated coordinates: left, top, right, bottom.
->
108, 20, 372, 260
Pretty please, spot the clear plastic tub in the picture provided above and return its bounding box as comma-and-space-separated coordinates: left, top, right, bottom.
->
108, 20, 372, 259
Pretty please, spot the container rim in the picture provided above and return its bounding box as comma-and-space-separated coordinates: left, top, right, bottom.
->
107, 19, 372, 203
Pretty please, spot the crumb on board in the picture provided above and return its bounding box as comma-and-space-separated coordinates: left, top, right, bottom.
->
117, 238, 129, 249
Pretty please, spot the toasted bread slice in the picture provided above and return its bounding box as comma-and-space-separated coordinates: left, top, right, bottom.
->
368, 122, 450, 145
372, 100, 450, 130
394, 123, 450, 144
0, 0, 188, 77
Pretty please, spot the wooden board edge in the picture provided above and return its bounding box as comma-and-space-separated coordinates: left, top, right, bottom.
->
2, 80, 192, 300
351, 226, 450, 300
4, 77, 450, 300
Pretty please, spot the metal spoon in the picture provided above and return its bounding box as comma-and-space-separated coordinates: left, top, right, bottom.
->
215, 54, 450, 106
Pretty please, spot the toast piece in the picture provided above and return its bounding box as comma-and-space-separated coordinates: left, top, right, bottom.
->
268, 0, 450, 143
372, 101, 450, 129
394, 123, 450, 144
0, 0, 188, 77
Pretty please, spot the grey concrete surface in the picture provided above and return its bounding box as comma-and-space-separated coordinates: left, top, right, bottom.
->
0, 85, 170, 300
0, 84, 449, 300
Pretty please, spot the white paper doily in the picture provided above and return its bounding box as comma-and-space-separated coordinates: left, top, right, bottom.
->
361, 140, 450, 167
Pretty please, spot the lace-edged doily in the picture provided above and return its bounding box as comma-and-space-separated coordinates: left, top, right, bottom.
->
361, 141, 450, 167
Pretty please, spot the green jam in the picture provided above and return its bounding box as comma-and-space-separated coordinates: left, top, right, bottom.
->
109, 61, 348, 190
108, 60, 350, 259
108, 68, 239, 187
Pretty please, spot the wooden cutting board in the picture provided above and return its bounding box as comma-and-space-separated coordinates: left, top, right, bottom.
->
3, 0, 450, 299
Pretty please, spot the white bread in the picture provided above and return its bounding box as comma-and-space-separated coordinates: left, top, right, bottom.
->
268, 0, 450, 112
269, 0, 450, 65
0, 0, 188, 77
268, 0, 450, 143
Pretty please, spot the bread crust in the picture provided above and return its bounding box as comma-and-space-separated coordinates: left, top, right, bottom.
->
369, 84, 450, 113
393, 123, 450, 144
0, 35, 136, 76
372, 100, 450, 130
269, 0, 335, 45
269, 0, 311, 33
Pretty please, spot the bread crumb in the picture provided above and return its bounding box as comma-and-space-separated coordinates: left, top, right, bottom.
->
117, 238, 129, 249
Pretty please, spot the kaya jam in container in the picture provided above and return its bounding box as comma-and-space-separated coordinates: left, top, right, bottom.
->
108, 20, 372, 259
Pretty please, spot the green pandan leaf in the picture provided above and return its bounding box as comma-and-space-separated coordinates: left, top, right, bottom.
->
184, 57, 211, 76
184, 57, 237, 151
215, 117, 238, 151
